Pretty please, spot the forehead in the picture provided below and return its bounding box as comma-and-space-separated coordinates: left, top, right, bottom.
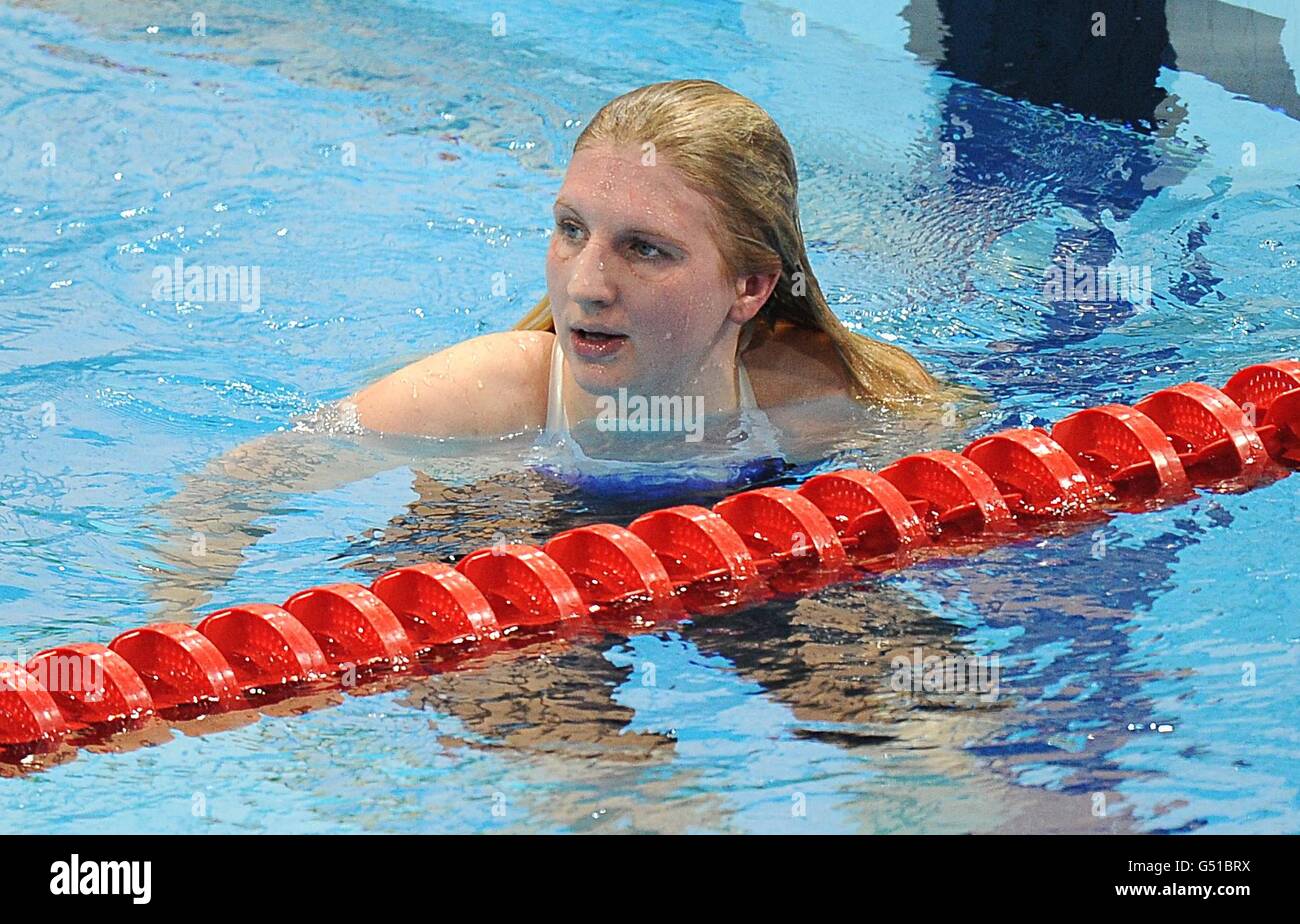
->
556, 143, 719, 238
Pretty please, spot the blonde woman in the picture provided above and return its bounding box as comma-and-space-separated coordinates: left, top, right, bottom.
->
149, 79, 947, 616
352, 79, 939, 457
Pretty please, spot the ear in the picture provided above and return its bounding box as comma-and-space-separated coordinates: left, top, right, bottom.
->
726, 269, 781, 325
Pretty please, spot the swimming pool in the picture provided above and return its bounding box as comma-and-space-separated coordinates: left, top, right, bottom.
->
1, 0, 1297, 833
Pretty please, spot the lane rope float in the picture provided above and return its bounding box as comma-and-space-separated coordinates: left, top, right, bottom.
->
3, 358, 1298, 760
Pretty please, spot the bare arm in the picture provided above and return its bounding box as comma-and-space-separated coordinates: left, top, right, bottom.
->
140, 425, 422, 620
141, 329, 553, 619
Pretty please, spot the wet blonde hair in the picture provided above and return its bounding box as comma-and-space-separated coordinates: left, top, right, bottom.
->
515, 78, 938, 402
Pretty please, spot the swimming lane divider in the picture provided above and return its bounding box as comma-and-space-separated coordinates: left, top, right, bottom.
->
2, 359, 1298, 759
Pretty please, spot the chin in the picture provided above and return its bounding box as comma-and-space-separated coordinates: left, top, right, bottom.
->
571, 365, 634, 397
569, 354, 651, 397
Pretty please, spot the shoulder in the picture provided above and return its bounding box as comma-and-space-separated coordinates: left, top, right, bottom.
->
351, 330, 555, 437
743, 324, 855, 407
746, 322, 941, 405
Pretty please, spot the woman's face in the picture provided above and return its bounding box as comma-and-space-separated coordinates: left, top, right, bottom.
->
545, 142, 757, 396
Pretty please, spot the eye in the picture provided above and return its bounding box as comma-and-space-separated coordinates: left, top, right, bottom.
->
555, 218, 584, 241
629, 238, 667, 261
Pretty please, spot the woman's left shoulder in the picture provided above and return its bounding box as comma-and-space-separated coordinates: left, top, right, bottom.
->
743, 325, 854, 407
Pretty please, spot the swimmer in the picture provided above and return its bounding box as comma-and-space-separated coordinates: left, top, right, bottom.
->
350, 79, 941, 446
146, 79, 961, 620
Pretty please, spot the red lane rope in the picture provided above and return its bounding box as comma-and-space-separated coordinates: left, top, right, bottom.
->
3, 359, 1299, 759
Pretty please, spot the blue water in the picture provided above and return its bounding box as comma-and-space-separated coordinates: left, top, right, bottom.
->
1, 0, 1298, 832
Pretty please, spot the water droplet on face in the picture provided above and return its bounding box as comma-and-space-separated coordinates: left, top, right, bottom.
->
476, 380, 484, 390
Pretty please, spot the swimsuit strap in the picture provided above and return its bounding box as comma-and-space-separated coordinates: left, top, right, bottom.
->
543, 332, 759, 437
544, 333, 569, 436
736, 321, 760, 410
736, 357, 758, 410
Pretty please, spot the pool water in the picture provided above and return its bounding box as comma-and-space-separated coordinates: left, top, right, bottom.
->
1, 0, 1298, 833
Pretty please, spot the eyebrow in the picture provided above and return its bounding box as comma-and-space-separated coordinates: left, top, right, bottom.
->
553, 198, 687, 250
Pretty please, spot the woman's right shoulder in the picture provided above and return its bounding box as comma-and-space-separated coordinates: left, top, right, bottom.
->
350, 330, 556, 437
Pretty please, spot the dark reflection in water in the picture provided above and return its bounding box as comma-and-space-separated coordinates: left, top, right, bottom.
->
917, 513, 1234, 834
903, 0, 1300, 400
908, 0, 1189, 381
907, 0, 1172, 131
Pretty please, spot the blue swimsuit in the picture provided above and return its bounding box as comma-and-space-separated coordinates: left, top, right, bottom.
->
531, 335, 788, 496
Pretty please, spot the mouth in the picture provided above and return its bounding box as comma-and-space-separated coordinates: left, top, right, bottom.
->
570, 326, 629, 360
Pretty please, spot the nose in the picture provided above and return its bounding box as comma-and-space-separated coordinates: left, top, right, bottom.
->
566, 240, 617, 308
